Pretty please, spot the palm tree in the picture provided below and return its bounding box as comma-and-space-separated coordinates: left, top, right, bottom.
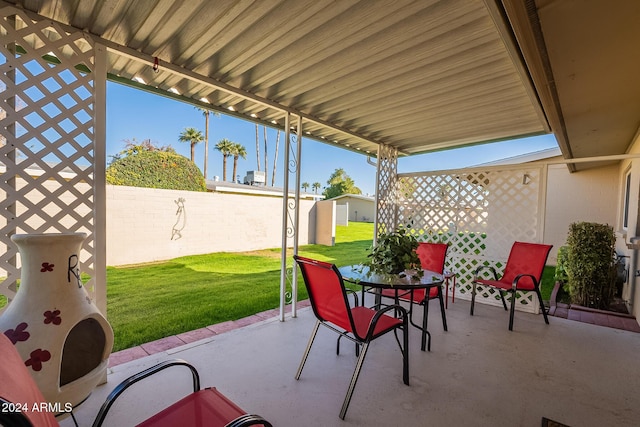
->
230, 142, 247, 183
255, 124, 260, 171
301, 182, 310, 192
271, 130, 280, 186
215, 138, 234, 181
178, 127, 204, 163
263, 126, 268, 173
195, 107, 220, 180
312, 182, 321, 194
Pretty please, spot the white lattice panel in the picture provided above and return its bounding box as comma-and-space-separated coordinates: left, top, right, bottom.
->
375, 144, 398, 237
0, 7, 97, 308
397, 166, 544, 313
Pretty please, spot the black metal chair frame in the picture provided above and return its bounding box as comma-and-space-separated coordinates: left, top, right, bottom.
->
92, 359, 272, 427
381, 283, 448, 332
470, 266, 550, 331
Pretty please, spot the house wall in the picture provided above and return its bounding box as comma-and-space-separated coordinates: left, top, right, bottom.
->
106, 185, 316, 265
543, 163, 620, 263
616, 132, 640, 318
335, 196, 375, 222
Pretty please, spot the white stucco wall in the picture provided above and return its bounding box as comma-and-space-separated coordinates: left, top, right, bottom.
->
543, 163, 619, 263
315, 200, 336, 246
106, 185, 316, 265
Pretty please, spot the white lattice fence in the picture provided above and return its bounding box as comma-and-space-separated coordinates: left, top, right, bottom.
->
0, 7, 97, 308
397, 166, 544, 313
375, 144, 398, 237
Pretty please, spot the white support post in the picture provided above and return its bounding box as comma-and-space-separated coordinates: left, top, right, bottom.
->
279, 114, 303, 320
279, 113, 292, 321
291, 116, 303, 318
94, 43, 108, 318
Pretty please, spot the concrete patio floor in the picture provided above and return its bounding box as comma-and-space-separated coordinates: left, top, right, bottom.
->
61, 298, 640, 427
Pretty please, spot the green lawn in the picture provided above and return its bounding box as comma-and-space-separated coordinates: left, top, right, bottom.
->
107, 222, 375, 351
107, 222, 557, 351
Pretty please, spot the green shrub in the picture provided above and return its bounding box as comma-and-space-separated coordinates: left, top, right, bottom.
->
555, 246, 569, 285
565, 221, 616, 309
106, 150, 206, 192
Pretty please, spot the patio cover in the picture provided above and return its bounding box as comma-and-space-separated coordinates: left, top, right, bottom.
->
1, 0, 639, 321
4, 0, 638, 166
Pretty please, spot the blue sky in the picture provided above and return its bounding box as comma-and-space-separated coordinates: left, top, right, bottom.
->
106, 82, 558, 196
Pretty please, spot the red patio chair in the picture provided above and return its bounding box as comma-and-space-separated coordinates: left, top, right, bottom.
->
380, 242, 449, 338
293, 255, 409, 420
0, 332, 271, 427
470, 241, 552, 330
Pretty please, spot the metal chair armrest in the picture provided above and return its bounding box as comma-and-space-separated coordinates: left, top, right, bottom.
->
473, 265, 498, 281
225, 414, 274, 427
91, 359, 200, 427
512, 273, 538, 290
365, 304, 408, 339
345, 288, 360, 307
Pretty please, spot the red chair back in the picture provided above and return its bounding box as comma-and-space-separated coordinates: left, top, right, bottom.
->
0, 333, 59, 427
294, 256, 353, 332
416, 242, 448, 274
501, 242, 552, 290
403, 243, 449, 301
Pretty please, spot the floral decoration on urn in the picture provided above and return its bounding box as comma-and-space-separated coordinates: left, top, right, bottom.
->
0, 233, 114, 412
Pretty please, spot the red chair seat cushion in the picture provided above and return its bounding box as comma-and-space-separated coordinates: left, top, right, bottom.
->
380, 287, 439, 303
349, 306, 403, 338
136, 388, 263, 427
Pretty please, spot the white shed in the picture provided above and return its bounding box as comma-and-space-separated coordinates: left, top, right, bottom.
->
330, 194, 375, 223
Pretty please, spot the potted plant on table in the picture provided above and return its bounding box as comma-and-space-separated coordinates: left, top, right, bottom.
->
362, 226, 423, 279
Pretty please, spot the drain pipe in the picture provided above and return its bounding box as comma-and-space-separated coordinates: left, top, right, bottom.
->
628, 238, 639, 313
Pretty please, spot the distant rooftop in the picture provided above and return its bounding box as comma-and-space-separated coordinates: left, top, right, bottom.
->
206, 180, 321, 200
475, 147, 562, 167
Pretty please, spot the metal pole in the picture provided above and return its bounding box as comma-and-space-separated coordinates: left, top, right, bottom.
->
279, 113, 291, 321
291, 116, 303, 318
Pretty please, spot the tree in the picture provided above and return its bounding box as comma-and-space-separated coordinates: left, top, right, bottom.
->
322, 168, 361, 199
255, 124, 260, 171
178, 127, 204, 163
271, 130, 280, 186
230, 142, 247, 183
263, 126, 268, 174
109, 138, 174, 163
215, 138, 235, 181
106, 141, 205, 191
312, 182, 321, 194
301, 182, 310, 192
255, 124, 280, 187
196, 107, 220, 180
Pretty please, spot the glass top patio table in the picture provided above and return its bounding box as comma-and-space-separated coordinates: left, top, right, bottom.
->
338, 265, 444, 351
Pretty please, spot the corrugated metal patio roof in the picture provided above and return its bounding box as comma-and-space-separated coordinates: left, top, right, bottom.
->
4, 0, 640, 166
